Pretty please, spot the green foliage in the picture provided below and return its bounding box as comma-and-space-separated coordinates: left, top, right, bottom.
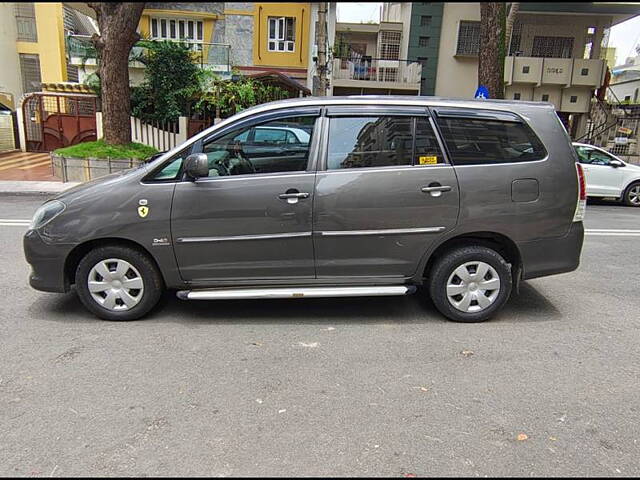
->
54, 140, 158, 160
119, 39, 294, 123
193, 69, 290, 119
131, 40, 201, 123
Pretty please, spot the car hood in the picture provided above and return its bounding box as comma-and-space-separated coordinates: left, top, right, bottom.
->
52, 164, 148, 204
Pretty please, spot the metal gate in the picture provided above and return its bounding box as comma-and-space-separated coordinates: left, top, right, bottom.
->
22, 92, 97, 152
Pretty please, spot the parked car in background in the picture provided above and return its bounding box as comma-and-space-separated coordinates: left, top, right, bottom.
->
24, 97, 585, 323
573, 142, 640, 206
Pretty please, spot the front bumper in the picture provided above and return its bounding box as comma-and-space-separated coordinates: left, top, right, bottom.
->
23, 229, 73, 293
519, 221, 584, 280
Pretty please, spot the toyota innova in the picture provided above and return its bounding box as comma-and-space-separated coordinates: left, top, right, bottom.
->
24, 96, 585, 322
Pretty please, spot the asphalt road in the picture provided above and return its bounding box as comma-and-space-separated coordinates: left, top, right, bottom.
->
1, 195, 639, 477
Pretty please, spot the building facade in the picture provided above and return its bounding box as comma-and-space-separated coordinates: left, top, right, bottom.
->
0, 2, 97, 110
67, 2, 313, 89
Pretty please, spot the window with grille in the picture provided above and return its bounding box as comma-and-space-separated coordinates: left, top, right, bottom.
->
456, 21, 480, 56
151, 17, 204, 51
14, 3, 37, 42
268, 17, 296, 52
379, 31, 401, 60
531, 36, 574, 58
419, 36, 429, 48
19, 54, 42, 93
420, 16, 432, 27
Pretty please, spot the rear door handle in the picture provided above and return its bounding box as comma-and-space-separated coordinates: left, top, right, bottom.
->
421, 184, 452, 197
278, 191, 310, 204
421, 185, 452, 193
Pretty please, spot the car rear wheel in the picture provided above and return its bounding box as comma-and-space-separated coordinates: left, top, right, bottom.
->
428, 245, 513, 323
623, 182, 640, 207
75, 245, 164, 321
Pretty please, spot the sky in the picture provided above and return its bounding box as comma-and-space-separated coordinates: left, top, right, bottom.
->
335, 2, 640, 66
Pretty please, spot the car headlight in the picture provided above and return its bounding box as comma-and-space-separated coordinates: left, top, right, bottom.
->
30, 200, 66, 230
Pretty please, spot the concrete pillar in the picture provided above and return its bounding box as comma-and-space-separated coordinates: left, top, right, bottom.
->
177, 116, 188, 144
573, 113, 589, 140
95, 112, 103, 139
591, 27, 603, 60
15, 105, 27, 152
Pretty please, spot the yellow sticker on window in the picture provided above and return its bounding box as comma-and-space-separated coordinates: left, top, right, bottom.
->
418, 156, 438, 165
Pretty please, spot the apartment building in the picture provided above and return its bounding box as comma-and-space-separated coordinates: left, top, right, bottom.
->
375, 2, 639, 139
66, 2, 313, 92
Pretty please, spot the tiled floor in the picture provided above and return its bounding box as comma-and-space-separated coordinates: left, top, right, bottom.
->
0, 151, 58, 181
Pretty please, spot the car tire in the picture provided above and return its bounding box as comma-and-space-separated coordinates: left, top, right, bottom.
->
622, 182, 640, 207
75, 245, 164, 321
428, 245, 513, 323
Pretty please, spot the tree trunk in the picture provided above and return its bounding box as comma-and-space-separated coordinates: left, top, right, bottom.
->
479, 2, 506, 99
89, 3, 145, 145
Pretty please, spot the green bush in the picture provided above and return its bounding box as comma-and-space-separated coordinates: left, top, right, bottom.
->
54, 140, 158, 160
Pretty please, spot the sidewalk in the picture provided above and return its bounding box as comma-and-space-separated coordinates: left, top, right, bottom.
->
0, 180, 80, 195
0, 151, 80, 195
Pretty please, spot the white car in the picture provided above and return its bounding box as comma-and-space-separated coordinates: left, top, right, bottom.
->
573, 142, 640, 206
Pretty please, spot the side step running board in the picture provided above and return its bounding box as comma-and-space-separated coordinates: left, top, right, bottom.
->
177, 285, 416, 300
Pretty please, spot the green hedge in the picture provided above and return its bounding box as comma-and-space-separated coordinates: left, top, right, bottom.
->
54, 140, 158, 160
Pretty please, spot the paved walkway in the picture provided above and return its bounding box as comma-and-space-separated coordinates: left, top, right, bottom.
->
0, 151, 57, 181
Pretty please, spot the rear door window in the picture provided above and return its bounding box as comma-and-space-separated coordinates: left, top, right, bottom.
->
435, 116, 546, 165
326, 116, 445, 170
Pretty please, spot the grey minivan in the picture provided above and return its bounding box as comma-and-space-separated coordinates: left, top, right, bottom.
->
24, 96, 585, 323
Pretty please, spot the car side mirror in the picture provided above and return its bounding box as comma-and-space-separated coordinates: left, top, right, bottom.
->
184, 153, 209, 179
610, 159, 624, 168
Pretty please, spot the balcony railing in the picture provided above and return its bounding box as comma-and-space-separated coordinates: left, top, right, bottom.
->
66, 34, 231, 73
332, 58, 422, 85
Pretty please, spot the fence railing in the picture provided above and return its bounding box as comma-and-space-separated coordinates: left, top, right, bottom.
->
66, 34, 231, 73
95, 113, 189, 151
332, 58, 422, 84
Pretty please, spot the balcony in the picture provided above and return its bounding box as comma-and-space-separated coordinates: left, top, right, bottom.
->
66, 35, 232, 78
331, 58, 422, 92
504, 57, 607, 89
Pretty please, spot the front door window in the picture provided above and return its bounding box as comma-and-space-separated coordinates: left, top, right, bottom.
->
201, 116, 315, 176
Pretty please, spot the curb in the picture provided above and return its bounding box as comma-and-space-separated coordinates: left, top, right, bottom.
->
0, 181, 81, 196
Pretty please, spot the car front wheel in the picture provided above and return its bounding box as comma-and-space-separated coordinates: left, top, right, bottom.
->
428, 245, 513, 323
623, 182, 640, 207
75, 245, 164, 321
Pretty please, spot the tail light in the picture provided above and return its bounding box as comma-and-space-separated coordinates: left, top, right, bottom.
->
573, 162, 586, 222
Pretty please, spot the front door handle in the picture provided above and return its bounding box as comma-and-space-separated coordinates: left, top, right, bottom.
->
278, 190, 310, 204
421, 184, 452, 197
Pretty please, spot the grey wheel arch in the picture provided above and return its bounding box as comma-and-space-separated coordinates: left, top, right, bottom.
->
417, 231, 521, 286
64, 238, 169, 290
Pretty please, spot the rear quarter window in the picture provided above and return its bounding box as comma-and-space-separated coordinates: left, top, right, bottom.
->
436, 116, 547, 165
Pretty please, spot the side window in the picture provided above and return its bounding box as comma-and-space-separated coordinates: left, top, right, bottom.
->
580, 147, 612, 166
201, 116, 316, 176
436, 116, 547, 165
327, 116, 413, 170
149, 148, 189, 181
414, 117, 445, 165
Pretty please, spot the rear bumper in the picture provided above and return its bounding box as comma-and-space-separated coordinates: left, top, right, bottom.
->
23, 229, 73, 293
519, 222, 584, 280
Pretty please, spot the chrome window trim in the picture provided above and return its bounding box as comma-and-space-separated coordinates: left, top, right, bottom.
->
318, 164, 453, 175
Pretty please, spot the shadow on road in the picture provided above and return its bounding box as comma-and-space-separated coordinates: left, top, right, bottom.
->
31, 280, 562, 326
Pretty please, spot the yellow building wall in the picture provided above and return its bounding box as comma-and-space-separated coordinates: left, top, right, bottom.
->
15, 3, 68, 84
253, 3, 310, 68
138, 9, 217, 62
